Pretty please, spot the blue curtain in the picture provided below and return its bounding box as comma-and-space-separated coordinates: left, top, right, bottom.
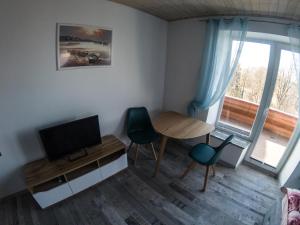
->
287, 25, 300, 148
188, 18, 248, 116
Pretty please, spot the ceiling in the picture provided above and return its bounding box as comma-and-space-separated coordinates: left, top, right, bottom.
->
110, 0, 300, 21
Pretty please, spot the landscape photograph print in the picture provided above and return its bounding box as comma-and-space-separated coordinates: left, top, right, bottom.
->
57, 24, 112, 69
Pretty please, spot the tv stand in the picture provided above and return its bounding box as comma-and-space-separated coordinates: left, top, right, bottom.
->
24, 135, 127, 209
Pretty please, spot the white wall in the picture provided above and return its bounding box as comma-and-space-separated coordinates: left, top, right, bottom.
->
0, 0, 167, 198
279, 131, 300, 187
163, 19, 207, 119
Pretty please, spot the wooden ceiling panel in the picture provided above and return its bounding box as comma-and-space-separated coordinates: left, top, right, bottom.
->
110, 0, 300, 21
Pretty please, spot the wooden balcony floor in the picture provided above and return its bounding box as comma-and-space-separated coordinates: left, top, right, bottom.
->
251, 130, 289, 168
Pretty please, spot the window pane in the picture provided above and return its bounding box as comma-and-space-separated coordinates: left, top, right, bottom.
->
220, 42, 271, 133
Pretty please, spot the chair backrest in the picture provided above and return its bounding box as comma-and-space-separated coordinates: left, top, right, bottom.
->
126, 107, 153, 135
214, 135, 234, 152
208, 135, 234, 164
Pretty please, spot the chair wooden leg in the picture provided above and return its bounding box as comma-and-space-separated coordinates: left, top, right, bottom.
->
180, 161, 197, 179
150, 143, 157, 161
134, 144, 139, 166
211, 165, 216, 177
201, 165, 210, 192
127, 141, 133, 153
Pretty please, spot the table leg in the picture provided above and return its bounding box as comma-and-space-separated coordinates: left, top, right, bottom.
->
206, 133, 210, 144
153, 135, 168, 177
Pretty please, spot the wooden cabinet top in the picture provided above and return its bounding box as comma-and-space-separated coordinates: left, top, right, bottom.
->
24, 135, 126, 188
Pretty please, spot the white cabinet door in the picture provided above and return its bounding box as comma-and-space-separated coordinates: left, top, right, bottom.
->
100, 153, 128, 180
33, 183, 73, 209
68, 168, 103, 194
119, 153, 128, 170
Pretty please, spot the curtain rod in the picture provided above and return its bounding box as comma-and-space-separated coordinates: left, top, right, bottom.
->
197, 15, 300, 26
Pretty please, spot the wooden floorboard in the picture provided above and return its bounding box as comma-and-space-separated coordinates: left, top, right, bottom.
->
0, 141, 281, 225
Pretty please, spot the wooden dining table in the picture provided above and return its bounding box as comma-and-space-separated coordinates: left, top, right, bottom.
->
152, 111, 215, 177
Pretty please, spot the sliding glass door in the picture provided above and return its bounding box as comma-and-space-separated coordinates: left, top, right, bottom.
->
247, 49, 299, 171
218, 40, 299, 174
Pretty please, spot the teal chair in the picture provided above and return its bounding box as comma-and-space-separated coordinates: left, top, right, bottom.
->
126, 107, 159, 165
181, 135, 234, 192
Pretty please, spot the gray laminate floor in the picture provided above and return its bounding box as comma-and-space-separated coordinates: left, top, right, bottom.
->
0, 141, 281, 225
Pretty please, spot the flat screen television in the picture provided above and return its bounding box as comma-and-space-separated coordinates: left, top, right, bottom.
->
39, 115, 101, 160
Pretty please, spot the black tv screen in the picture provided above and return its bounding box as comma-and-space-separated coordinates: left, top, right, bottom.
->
39, 115, 101, 160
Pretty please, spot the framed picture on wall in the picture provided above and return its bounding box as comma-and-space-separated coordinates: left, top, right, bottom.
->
57, 23, 112, 70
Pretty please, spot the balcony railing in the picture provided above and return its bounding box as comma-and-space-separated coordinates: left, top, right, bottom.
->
221, 96, 298, 138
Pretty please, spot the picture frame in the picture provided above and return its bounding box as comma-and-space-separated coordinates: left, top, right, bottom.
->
56, 23, 112, 70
